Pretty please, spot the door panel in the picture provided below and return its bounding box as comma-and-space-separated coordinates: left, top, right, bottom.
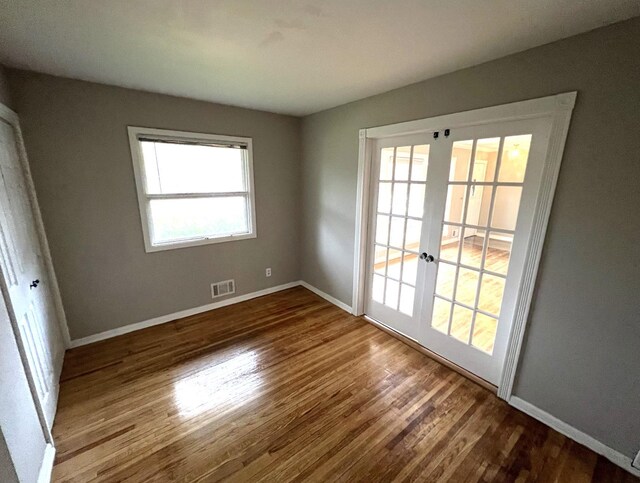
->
0, 119, 61, 428
420, 118, 550, 384
365, 135, 432, 341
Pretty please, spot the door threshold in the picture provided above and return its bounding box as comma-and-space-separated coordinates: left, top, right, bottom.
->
363, 315, 497, 394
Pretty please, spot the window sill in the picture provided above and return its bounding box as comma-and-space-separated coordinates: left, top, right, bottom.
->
144, 232, 256, 253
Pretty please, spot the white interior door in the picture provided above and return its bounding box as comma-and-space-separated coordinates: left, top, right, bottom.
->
419, 117, 551, 385
0, 118, 62, 428
364, 134, 434, 341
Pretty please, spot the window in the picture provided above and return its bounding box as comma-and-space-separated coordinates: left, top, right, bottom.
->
128, 127, 256, 252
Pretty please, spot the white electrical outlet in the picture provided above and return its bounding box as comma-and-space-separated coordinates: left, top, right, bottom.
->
266, 268, 272, 277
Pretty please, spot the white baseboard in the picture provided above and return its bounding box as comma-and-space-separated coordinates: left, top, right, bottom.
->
69, 281, 301, 348
510, 396, 640, 477
37, 444, 55, 483
298, 281, 352, 313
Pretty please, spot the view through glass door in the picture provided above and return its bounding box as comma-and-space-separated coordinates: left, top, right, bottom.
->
366, 117, 551, 385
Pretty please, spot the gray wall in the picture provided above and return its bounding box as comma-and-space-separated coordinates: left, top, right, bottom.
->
8, 71, 302, 339
0, 64, 14, 109
300, 17, 640, 459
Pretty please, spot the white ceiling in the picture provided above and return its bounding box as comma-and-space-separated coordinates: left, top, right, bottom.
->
1, 1, 638, 116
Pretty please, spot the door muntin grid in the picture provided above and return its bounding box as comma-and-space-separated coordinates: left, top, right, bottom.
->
371, 144, 429, 316
430, 135, 532, 354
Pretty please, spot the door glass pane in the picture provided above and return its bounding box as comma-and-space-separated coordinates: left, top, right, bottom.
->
399, 284, 415, 316
404, 219, 421, 251
377, 182, 392, 213
484, 233, 512, 275
385, 279, 399, 310
499, 135, 532, 183
444, 185, 466, 223
375, 215, 389, 245
455, 268, 479, 306
380, 147, 394, 180
440, 225, 460, 263
374, 246, 387, 275
431, 297, 451, 334
387, 248, 402, 280
491, 186, 522, 231
389, 217, 405, 248
472, 313, 498, 354
394, 146, 411, 181
450, 140, 473, 181
473, 138, 500, 182
391, 183, 408, 215
451, 305, 473, 343
372, 274, 385, 303
411, 145, 429, 181
460, 227, 483, 269
408, 184, 425, 218
478, 274, 505, 316
402, 253, 418, 285
465, 185, 492, 227
435, 262, 456, 299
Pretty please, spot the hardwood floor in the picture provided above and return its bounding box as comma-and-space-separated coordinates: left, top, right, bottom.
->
52, 287, 635, 482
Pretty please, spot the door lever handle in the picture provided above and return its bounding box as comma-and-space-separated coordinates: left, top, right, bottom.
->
419, 253, 435, 263
30, 279, 40, 289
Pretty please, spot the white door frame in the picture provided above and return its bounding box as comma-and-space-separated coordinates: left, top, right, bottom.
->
352, 92, 576, 400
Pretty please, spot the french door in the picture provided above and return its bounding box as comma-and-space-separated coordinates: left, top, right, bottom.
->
365, 116, 551, 385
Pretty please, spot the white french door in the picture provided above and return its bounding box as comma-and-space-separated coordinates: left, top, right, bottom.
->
365, 116, 552, 385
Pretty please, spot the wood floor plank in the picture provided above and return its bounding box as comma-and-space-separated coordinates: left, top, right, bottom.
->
51, 287, 636, 482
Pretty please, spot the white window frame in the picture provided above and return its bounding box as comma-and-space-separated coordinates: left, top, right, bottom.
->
127, 126, 257, 252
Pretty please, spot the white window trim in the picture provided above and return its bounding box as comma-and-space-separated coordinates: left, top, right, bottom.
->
127, 126, 257, 252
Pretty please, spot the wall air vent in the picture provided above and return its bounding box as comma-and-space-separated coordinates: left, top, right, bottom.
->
211, 279, 235, 299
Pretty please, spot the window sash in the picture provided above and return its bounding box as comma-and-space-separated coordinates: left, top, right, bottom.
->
128, 126, 256, 252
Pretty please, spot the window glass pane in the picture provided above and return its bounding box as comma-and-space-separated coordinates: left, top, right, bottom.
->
435, 262, 456, 299
385, 279, 399, 310
399, 284, 415, 316
455, 268, 479, 306
491, 186, 522, 231
375, 215, 389, 245
386, 248, 402, 280
372, 274, 385, 303
465, 186, 492, 228
401, 253, 418, 285
473, 138, 500, 182
460, 227, 483, 269
484, 233, 512, 275
444, 185, 466, 223
374, 245, 387, 275
141, 141, 245, 194
411, 145, 429, 181
391, 183, 408, 215
478, 274, 505, 316
408, 184, 425, 218
404, 219, 422, 252
450, 140, 473, 181
379, 147, 394, 180
389, 217, 405, 248
451, 305, 473, 343
394, 146, 411, 181
377, 182, 392, 213
499, 135, 532, 183
149, 197, 248, 244
431, 297, 451, 334
472, 313, 498, 354
440, 224, 460, 263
